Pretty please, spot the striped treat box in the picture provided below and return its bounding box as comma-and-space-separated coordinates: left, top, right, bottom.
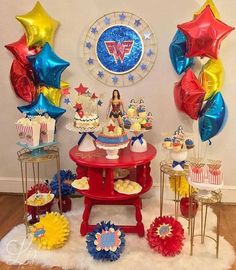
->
189, 166, 205, 183
207, 168, 222, 185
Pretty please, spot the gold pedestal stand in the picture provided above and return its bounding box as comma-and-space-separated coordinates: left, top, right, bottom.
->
17, 145, 62, 236
189, 190, 222, 258
160, 160, 189, 219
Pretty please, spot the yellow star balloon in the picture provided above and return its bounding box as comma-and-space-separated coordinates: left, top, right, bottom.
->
199, 59, 224, 100
31, 212, 70, 250
194, 0, 220, 19
16, 2, 59, 48
38, 81, 69, 106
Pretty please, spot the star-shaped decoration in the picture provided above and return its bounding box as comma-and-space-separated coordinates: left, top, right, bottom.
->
97, 71, 104, 78
143, 32, 151, 39
5, 34, 37, 66
91, 93, 98, 99
16, 2, 59, 47
87, 58, 94, 65
17, 93, 65, 120
91, 27, 98, 34
75, 83, 88, 95
97, 100, 103, 106
85, 42, 92, 49
27, 42, 70, 89
177, 5, 235, 58
134, 19, 141, 27
119, 13, 126, 21
104, 17, 110, 25
140, 63, 147, 71
74, 103, 83, 111
128, 74, 134, 81
64, 98, 71, 105
61, 88, 70, 95
107, 123, 116, 132
112, 76, 118, 84
146, 48, 154, 57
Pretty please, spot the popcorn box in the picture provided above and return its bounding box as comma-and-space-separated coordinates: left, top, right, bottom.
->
40, 118, 55, 143
16, 123, 27, 144
25, 122, 40, 147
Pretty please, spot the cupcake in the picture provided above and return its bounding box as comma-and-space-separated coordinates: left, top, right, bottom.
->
185, 139, 194, 149
162, 137, 172, 149
173, 142, 182, 151
123, 119, 131, 129
131, 122, 141, 131
127, 107, 136, 118
140, 118, 147, 129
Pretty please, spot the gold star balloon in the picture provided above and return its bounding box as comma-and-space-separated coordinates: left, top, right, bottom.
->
38, 81, 70, 106
16, 2, 59, 48
199, 59, 224, 100
194, 0, 220, 19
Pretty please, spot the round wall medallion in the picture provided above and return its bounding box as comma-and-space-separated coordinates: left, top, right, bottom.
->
83, 11, 157, 87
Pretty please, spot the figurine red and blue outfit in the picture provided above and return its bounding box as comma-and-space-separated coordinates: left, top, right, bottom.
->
107, 89, 124, 127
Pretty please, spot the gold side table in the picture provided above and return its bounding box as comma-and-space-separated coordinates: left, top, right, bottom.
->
189, 190, 222, 258
160, 160, 189, 219
17, 144, 62, 236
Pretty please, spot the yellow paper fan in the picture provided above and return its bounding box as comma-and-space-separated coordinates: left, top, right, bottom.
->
31, 212, 70, 249
169, 176, 190, 197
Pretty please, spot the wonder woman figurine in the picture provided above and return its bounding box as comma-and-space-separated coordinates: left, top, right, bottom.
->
107, 89, 124, 127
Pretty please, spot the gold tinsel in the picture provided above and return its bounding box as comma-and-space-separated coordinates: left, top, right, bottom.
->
169, 176, 190, 197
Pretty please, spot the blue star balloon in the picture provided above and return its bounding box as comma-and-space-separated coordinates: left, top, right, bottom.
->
198, 92, 227, 142
28, 42, 70, 88
17, 93, 66, 120
169, 30, 195, 75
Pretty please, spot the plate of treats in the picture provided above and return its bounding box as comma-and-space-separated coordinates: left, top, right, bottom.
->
72, 177, 89, 190
114, 179, 142, 195
26, 192, 54, 207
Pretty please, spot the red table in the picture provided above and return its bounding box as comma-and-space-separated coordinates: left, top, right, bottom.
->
69, 144, 157, 237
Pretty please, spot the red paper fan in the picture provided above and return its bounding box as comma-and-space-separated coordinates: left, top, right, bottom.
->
147, 216, 184, 256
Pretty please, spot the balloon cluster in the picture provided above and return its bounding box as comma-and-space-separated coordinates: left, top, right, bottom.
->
5, 2, 70, 121
169, 0, 234, 142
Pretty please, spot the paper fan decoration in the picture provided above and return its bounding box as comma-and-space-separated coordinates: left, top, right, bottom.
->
86, 221, 125, 261
147, 216, 184, 256
31, 212, 70, 249
169, 176, 189, 197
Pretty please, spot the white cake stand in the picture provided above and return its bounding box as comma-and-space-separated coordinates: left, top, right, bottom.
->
125, 128, 151, 153
96, 142, 129, 159
66, 122, 100, 152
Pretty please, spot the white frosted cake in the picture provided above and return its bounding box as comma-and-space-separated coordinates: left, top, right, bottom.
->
74, 113, 99, 129
73, 90, 100, 130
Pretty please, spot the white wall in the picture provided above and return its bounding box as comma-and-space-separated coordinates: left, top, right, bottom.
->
0, 0, 236, 200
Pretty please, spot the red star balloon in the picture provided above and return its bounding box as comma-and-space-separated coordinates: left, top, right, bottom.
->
10, 59, 36, 103
5, 35, 38, 67
174, 69, 205, 120
75, 83, 88, 95
178, 5, 234, 59
107, 123, 116, 132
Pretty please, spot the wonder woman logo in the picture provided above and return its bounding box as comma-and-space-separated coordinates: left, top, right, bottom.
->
105, 41, 134, 63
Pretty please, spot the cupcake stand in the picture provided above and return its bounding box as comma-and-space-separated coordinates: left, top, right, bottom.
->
126, 129, 150, 153
66, 122, 99, 152
69, 143, 156, 237
17, 143, 62, 235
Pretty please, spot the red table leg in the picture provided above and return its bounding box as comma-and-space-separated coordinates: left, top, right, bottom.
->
80, 197, 93, 236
